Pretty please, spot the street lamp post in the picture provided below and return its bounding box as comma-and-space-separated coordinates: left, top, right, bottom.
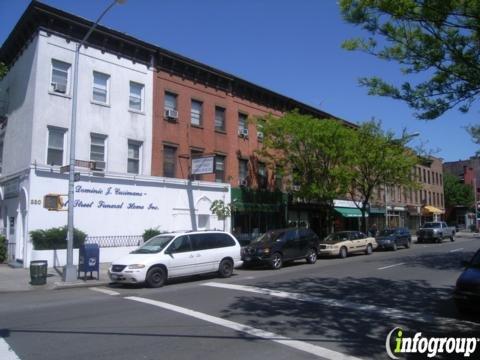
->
64, 0, 125, 282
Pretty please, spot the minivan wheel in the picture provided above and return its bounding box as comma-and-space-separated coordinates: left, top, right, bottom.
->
339, 247, 348, 259
271, 252, 283, 270
218, 259, 234, 278
146, 267, 166, 288
365, 244, 373, 255
306, 249, 317, 264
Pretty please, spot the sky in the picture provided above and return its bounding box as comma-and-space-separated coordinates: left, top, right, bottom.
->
1, 0, 478, 162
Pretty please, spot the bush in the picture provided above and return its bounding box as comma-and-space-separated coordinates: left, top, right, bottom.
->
0, 235, 6, 263
30, 226, 87, 250
143, 228, 162, 242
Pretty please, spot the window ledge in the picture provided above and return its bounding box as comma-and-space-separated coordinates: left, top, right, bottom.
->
191, 124, 204, 130
129, 109, 145, 115
91, 100, 110, 108
215, 129, 227, 135
48, 91, 71, 99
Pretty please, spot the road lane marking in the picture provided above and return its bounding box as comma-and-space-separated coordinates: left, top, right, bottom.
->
89, 287, 120, 296
202, 282, 475, 327
377, 263, 405, 270
449, 248, 464, 253
0, 338, 21, 360
125, 296, 362, 360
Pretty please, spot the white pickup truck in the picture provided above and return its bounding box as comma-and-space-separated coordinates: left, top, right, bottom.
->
416, 222, 456, 243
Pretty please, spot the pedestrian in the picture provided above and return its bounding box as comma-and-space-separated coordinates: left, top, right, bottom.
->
368, 223, 378, 237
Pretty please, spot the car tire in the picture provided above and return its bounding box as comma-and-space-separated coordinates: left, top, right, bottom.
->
146, 267, 166, 288
270, 252, 283, 270
339, 247, 348, 259
405, 240, 411, 249
218, 259, 234, 278
365, 244, 373, 255
306, 248, 317, 264
392, 243, 397, 251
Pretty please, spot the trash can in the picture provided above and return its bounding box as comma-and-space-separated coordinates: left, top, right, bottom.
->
78, 244, 100, 280
30, 260, 48, 285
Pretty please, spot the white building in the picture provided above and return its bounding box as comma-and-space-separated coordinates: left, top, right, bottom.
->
0, 2, 231, 267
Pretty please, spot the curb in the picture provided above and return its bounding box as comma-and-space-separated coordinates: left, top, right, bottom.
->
52, 280, 111, 290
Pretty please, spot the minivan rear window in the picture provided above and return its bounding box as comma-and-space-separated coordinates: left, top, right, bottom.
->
190, 233, 236, 250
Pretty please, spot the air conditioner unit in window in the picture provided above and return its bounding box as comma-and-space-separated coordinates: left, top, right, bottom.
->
239, 179, 248, 187
90, 161, 106, 171
257, 131, 264, 140
292, 185, 300, 191
238, 128, 249, 137
53, 83, 67, 94
164, 109, 178, 119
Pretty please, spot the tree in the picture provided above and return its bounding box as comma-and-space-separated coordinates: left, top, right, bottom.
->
259, 111, 355, 236
340, 0, 480, 129
347, 121, 419, 232
0, 62, 7, 80
444, 172, 475, 208
210, 200, 231, 231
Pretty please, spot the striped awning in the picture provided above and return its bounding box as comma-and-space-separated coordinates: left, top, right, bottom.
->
423, 205, 444, 215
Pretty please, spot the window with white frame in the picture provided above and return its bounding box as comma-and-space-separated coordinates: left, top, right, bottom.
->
47, 127, 66, 166
129, 82, 144, 111
90, 134, 107, 170
238, 113, 248, 135
92, 71, 110, 104
215, 155, 226, 183
239, 159, 248, 185
51, 59, 70, 94
215, 106, 226, 131
127, 141, 142, 174
191, 100, 203, 126
164, 92, 177, 111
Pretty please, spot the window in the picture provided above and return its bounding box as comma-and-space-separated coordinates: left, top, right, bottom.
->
168, 236, 192, 253
163, 145, 176, 178
239, 159, 248, 185
415, 190, 418, 204
164, 92, 177, 111
47, 127, 66, 166
129, 82, 144, 111
92, 71, 109, 104
258, 162, 267, 188
127, 141, 141, 174
191, 149, 203, 180
191, 100, 203, 126
423, 169, 426, 183
215, 106, 226, 131
51, 59, 70, 94
215, 155, 225, 182
0, 135, 4, 174
427, 170, 431, 184
440, 174, 443, 185
90, 134, 106, 169
275, 166, 283, 190
238, 113, 248, 134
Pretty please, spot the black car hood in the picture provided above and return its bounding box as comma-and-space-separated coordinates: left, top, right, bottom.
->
247, 240, 276, 249
376, 236, 395, 241
456, 267, 480, 292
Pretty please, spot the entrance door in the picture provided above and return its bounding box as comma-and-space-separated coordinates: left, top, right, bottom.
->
7, 216, 15, 262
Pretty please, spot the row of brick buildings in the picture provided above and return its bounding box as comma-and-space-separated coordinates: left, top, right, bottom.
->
0, 2, 446, 249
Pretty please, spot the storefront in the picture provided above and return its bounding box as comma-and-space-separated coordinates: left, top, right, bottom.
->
0, 165, 231, 268
333, 200, 365, 232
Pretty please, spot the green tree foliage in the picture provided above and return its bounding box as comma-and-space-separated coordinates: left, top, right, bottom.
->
30, 226, 87, 250
347, 121, 419, 231
444, 172, 475, 208
259, 111, 355, 235
0, 235, 6, 263
340, 0, 480, 121
142, 228, 162, 242
467, 125, 480, 155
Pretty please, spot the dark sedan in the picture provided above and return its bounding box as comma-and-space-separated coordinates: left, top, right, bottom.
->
241, 228, 319, 270
454, 249, 480, 314
375, 227, 412, 251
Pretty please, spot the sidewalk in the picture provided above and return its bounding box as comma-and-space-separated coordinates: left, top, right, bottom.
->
0, 263, 111, 293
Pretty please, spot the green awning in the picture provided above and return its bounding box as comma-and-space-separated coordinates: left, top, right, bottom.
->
369, 207, 386, 215
335, 207, 367, 218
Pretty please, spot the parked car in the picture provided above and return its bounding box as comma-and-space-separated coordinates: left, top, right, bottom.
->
108, 231, 243, 287
375, 227, 412, 251
417, 222, 456, 243
318, 231, 377, 259
454, 248, 480, 314
241, 227, 319, 270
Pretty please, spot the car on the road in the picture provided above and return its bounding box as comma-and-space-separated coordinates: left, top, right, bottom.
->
241, 227, 319, 270
318, 231, 377, 259
417, 221, 456, 243
375, 227, 412, 251
108, 230, 243, 287
454, 248, 480, 314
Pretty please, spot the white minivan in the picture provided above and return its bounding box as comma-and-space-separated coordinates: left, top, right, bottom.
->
108, 231, 243, 287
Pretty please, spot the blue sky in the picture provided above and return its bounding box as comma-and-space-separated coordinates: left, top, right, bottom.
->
1, 0, 478, 162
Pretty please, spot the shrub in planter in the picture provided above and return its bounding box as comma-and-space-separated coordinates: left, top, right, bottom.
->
0, 235, 6, 263
143, 228, 162, 242
30, 226, 87, 250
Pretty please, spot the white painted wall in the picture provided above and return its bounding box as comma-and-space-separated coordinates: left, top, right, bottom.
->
0, 36, 39, 175
31, 31, 153, 175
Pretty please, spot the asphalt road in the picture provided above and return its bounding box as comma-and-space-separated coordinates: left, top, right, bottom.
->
1, 236, 479, 360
